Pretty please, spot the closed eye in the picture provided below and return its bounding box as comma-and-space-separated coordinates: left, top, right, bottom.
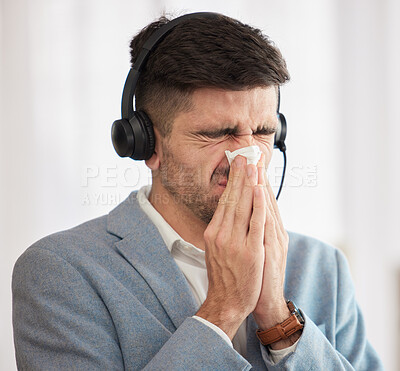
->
191, 125, 276, 140
192, 127, 239, 139
253, 127, 276, 136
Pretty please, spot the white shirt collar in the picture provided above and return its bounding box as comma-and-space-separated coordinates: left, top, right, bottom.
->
137, 185, 205, 264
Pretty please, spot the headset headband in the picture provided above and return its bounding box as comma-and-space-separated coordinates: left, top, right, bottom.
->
121, 12, 220, 120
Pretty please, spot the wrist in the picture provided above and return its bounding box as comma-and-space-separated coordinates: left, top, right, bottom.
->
253, 300, 290, 330
255, 300, 304, 350
196, 300, 248, 340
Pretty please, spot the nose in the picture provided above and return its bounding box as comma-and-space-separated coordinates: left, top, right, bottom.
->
226, 133, 255, 152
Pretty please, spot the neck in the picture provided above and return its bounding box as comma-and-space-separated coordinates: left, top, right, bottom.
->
148, 182, 208, 251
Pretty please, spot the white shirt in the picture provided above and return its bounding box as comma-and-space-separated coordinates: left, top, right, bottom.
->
137, 185, 296, 363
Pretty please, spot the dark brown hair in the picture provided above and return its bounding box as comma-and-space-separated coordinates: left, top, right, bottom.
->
130, 14, 290, 137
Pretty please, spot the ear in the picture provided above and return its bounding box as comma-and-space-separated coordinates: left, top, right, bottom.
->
145, 152, 160, 170
145, 127, 162, 171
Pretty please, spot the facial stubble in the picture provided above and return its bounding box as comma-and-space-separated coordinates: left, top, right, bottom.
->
158, 143, 222, 224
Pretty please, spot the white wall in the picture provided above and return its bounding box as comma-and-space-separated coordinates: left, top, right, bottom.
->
337, 1, 400, 368
1, 0, 398, 369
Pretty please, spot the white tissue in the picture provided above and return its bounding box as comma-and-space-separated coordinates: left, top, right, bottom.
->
225, 145, 262, 166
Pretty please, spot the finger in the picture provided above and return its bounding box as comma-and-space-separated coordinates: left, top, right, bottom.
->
257, 153, 265, 186
231, 162, 258, 243
264, 175, 285, 235
209, 168, 234, 228
209, 150, 243, 227
218, 155, 247, 236
263, 194, 278, 246
256, 153, 275, 221
248, 185, 267, 249
257, 153, 285, 236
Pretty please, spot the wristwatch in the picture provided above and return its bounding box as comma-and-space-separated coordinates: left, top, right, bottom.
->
256, 300, 305, 346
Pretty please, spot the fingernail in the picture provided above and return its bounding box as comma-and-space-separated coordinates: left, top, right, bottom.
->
234, 156, 245, 168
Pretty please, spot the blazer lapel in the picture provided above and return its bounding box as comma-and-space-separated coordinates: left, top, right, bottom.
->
107, 191, 198, 329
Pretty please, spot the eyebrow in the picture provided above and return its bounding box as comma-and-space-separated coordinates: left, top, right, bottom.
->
192, 125, 276, 139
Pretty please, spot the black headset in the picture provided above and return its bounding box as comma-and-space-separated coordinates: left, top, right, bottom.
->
111, 12, 288, 198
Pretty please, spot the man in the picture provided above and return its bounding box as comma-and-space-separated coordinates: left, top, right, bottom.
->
12, 13, 383, 370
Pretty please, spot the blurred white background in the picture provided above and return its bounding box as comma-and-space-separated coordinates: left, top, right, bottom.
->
1, 0, 399, 369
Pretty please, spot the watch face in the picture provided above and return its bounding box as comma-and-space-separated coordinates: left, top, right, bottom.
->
288, 300, 305, 325
295, 310, 305, 325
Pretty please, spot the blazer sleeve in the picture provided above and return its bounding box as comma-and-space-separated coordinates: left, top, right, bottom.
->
259, 249, 384, 370
12, 246, 251, 371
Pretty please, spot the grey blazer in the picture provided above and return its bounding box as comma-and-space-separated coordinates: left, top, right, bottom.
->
12, 191, 384, 370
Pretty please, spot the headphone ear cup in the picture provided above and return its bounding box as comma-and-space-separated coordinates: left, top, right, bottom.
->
134, 111, 155, 160
111, 119, 135, 158
274, 112, 287, 151
111, 111, 155, 160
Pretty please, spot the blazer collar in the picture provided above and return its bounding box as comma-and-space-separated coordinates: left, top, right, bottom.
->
107, 191, 142, 239
106, 191, 198, 329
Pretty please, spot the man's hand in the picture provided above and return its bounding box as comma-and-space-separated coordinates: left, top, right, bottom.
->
196, 155, 266, 340
252, 154, 299, 350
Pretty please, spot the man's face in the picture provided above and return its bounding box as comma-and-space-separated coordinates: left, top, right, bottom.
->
157, 86, 278, 224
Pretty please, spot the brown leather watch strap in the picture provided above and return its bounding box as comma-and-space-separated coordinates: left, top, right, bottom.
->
256, 313, 303, 345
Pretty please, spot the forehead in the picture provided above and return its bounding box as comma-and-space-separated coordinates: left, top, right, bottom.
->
173, 86, 278, 132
